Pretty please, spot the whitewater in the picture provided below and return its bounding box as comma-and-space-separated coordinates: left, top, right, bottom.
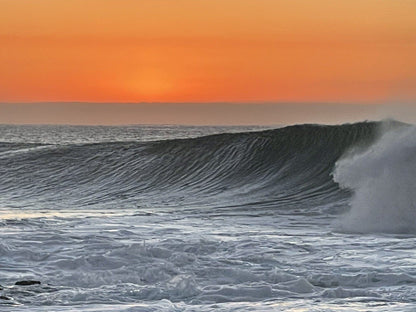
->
0, 121, 415, 311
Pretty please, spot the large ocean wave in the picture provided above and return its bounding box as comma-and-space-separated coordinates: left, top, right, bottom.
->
0, 121, 383, 212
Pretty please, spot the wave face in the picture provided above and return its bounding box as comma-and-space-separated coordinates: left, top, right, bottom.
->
0, 122, 380, 212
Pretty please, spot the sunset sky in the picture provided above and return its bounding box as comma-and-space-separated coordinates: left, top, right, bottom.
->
1, 0, 415, 124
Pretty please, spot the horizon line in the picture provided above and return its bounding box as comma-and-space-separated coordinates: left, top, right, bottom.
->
0, 101, 407, 106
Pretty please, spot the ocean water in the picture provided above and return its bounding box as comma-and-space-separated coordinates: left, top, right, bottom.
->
0, 121, 415, 311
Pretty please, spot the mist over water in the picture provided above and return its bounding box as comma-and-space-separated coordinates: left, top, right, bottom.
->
333, 122, 416, 233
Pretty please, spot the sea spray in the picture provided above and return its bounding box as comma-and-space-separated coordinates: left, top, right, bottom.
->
333, 123, 416, 233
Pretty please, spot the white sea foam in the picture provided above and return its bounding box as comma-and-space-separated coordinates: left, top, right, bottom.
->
333, 123, 416, 233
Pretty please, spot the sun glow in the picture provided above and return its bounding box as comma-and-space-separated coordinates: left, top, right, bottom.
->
1, 0, 416, 103
124, 70, 174, 100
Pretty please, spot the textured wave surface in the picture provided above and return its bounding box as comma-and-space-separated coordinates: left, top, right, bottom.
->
0, 123, 378, 210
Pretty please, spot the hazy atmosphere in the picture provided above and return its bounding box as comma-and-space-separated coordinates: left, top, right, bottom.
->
1, 102, 416, 125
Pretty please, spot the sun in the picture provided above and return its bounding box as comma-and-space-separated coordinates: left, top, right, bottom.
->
125, 69, 174, 101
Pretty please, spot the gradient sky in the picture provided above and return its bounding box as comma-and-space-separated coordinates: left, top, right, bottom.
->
1, 0, 416, 105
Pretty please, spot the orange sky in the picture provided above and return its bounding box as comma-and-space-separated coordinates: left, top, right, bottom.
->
1, 0, 416, 103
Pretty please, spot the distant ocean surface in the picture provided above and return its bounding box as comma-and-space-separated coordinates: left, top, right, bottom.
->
1, 121, 416, 311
